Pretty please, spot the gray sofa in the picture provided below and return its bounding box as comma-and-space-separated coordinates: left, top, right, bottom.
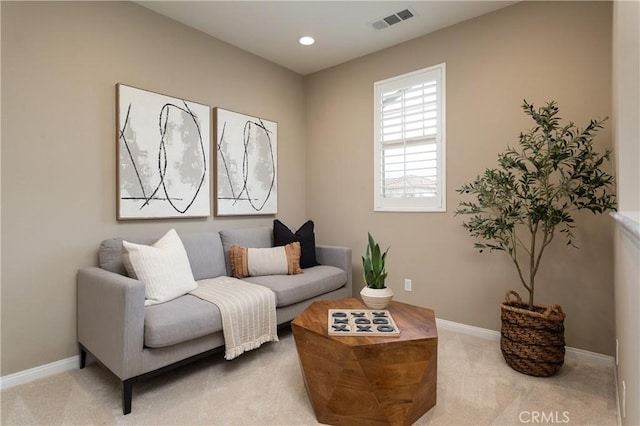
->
77, 226, 352, 414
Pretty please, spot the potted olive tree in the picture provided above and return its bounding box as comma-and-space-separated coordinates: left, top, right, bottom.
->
456, 100, 616, 376
360, 233, 394, 309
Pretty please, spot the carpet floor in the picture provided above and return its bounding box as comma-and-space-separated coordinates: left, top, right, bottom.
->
1, 327, 617, 425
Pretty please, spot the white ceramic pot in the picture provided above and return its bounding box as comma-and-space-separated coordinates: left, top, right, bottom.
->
360, 286, 394, 310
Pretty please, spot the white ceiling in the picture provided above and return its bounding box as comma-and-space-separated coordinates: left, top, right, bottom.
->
136, 1, 518, 75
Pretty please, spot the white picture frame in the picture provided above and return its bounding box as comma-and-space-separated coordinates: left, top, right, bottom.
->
214, 108, 277, 216
116, 84, 211, 220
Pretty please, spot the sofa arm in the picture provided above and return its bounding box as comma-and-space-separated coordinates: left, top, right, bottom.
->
77, 267, 145, 380
316, 245, 353, 296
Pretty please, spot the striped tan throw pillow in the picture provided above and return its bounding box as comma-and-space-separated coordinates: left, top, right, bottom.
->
230, 242, 303, 278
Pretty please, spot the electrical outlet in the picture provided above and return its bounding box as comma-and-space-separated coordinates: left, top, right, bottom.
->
404, 278, 412, 292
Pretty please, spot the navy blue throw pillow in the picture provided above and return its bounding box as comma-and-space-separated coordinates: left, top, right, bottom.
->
273, 219, 320, 269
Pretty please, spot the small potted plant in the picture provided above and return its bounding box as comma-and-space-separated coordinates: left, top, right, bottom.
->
360, 233, 393, 309
456, 100, 616, 377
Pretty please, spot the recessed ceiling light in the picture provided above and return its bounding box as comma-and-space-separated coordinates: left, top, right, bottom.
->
299, 36, 315, 46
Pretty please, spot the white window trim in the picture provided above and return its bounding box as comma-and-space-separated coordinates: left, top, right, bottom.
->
373, 63, 446, 212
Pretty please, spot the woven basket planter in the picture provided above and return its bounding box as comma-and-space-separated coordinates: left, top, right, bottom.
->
500, 290, 566, 377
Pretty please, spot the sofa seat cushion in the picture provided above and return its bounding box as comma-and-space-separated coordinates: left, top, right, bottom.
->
241, 265, 347, 308
144, 294, 223, 348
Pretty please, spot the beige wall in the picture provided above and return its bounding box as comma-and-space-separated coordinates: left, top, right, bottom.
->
306, 1, 615, 354
1, 0, 620, 377
612, 0, 640, 424
1, 1, 306, 376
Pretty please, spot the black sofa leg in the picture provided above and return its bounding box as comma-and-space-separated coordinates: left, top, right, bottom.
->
79, 347, 87, 369
123, 379, 134, 415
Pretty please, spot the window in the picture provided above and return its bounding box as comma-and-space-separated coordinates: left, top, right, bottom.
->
374, 63, 446, 212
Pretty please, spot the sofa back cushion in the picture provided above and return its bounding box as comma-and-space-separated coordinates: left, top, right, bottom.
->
219, 226, 273, 275
99, 231, 227, 280
180, 232, 227, 280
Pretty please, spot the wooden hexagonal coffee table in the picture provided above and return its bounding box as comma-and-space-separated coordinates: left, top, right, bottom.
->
292, 298, 438, 425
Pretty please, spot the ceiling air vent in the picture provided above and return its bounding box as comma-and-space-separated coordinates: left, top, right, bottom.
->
383, 14, 401, 26
371, 8, 415, 30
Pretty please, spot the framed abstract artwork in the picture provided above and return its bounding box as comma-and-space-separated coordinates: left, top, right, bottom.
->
214, 108, 277, 216
116, 84, 211, 219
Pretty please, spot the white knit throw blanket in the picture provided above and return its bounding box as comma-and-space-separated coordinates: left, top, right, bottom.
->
190, 276, 278, 360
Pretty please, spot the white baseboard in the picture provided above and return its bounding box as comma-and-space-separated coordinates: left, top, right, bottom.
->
0, 355, 79, 391
435, 317, 616, 368
0, 318, 616, 391
565, 345, 616, 366
436, 318, 501, 341
614, 364, 622, 426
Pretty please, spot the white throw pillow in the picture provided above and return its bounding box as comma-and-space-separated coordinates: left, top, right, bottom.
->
122, 229, 197, 306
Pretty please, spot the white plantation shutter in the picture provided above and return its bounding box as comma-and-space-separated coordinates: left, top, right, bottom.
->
374, 64, 446, 211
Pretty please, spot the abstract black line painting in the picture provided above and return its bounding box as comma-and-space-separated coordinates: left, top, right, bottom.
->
117, 84, 210, 220
214, 108, 277, 216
